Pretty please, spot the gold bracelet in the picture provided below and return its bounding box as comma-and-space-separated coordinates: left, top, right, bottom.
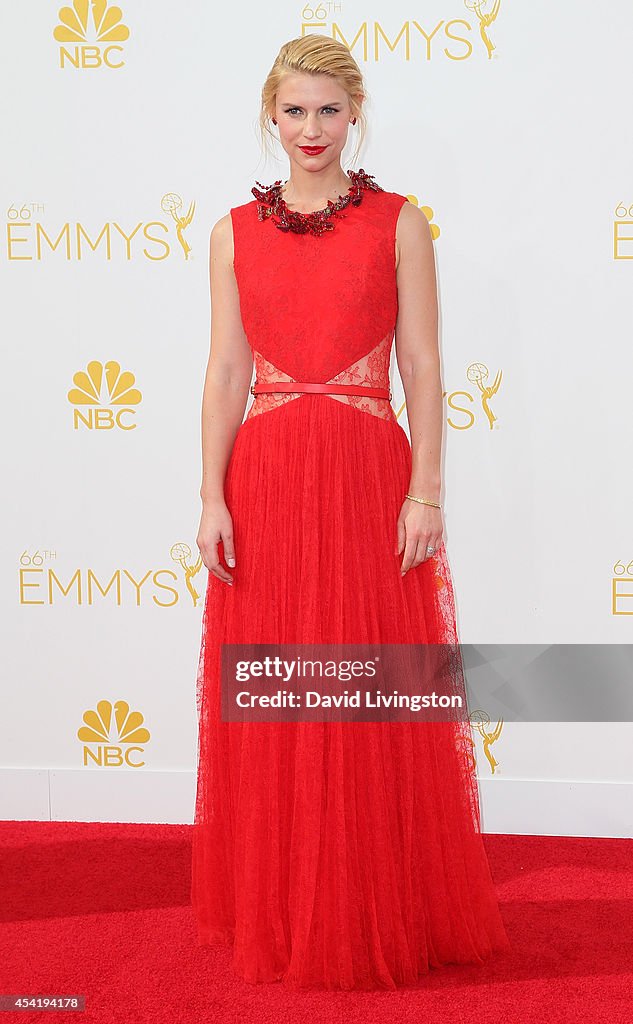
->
405, 493, 441, 509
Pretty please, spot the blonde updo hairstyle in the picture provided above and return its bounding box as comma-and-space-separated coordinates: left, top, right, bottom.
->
259, 34, 368, 169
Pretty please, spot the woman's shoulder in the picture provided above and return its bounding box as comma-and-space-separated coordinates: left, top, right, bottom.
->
357, 176, 409, 219
375, 184, 410, 207
208, 202, 256, 260
364, 184, 412, 230
229, 178, 265, 218
229, 196, 259, 217
227, 197, 259, 238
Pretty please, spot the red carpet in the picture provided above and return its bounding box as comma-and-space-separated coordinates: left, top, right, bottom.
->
0, 823, 631, 1022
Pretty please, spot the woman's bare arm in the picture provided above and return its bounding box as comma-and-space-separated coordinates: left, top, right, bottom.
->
199, 213, 253, 505
394, 201, 442, 504
196, 214, 253, 585
393, 201, 444, 572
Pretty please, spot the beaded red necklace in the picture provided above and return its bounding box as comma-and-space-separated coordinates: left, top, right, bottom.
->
252, 167, 383, 236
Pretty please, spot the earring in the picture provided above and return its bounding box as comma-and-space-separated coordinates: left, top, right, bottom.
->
351, 117, 357, 125
272, 117, 277, 125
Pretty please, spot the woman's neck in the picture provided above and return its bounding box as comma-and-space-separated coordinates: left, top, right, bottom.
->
280, 165, 352, 212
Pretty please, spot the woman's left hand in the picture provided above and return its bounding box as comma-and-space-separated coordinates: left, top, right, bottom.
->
395, 500, 443, 576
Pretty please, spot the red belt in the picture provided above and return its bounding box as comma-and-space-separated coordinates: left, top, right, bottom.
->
250, 381, 392, 400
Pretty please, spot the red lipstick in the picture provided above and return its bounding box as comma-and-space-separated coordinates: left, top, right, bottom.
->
299, 146, 327, 155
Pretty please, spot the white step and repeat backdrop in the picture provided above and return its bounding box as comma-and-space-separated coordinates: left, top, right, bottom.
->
2, 1, 631, 836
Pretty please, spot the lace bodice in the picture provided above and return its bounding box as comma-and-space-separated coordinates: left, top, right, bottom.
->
245, 331, 396, 423
229, 175, 409, 424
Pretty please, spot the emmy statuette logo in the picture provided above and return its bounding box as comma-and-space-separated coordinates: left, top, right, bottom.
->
161, 194, 196, 261
464, 0, 501, 59
171, 543, 204, 607
469, 709, 504, 774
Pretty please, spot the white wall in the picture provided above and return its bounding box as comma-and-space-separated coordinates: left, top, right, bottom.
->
1, 1, 631, 836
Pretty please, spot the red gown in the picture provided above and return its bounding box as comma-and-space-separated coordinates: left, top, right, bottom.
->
191, 169, 510, 990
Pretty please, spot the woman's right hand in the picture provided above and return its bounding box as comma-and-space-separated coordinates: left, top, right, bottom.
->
197, 499, 236, 586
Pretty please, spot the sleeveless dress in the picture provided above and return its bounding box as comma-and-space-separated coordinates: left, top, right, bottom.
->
191, 170, 510, 990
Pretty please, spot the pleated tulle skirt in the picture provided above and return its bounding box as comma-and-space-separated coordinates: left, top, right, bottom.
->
191, 396, 510, 990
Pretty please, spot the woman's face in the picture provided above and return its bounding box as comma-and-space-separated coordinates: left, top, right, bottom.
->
273, 72, 354, 170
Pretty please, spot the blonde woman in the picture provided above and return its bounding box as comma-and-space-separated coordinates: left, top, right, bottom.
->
191, 34, 510, 990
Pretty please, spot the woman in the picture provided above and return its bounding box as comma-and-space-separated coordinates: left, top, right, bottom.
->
191, 34, 510, 990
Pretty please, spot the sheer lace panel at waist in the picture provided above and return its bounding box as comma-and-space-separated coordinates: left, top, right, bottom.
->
245, 331, 396, 423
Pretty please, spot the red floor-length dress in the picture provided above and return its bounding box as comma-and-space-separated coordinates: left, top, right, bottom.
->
191, 169, 510, 990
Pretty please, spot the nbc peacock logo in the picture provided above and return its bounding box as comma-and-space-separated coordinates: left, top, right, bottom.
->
77, 699, 151, 767
67, 360, 142, 430
53, 0, 130, 70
